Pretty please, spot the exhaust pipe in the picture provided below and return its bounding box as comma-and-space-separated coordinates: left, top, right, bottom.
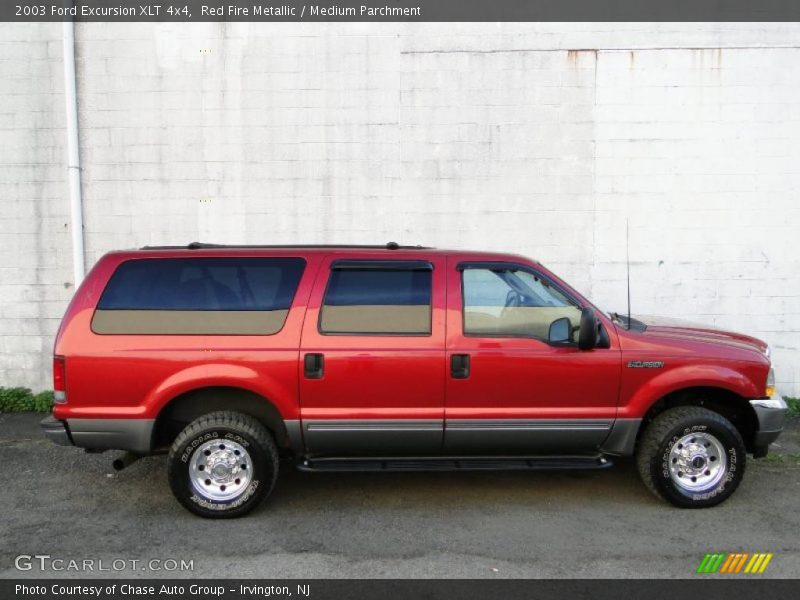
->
112, 452, 142, 471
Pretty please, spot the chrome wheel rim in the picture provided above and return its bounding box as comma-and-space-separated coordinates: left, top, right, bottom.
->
669, 432, 727, 493
189, 439, 252, 502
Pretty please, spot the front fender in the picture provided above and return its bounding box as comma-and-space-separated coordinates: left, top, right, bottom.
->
621, 363, 761, 418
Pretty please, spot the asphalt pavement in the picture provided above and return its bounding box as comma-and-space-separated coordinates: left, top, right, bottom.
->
1, 412, 798, 579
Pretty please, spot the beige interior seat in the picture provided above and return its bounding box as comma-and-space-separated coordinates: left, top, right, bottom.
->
320, 305, 431, 334
464, 306, 581, 340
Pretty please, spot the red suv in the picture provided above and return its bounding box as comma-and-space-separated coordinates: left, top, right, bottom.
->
41, 243, 787, 517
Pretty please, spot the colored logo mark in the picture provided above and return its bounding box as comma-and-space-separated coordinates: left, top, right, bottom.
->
697, 552, 773, 574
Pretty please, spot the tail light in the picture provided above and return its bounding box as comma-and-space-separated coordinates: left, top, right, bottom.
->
53, 356, 67, 404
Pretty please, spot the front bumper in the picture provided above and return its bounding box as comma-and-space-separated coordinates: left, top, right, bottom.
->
40, 416, 154, 454
750, 395, 789, 452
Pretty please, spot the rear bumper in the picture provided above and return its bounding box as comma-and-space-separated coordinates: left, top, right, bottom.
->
750, 395, 789, 451
40, 415, 73, 446
40, 416, 154, 454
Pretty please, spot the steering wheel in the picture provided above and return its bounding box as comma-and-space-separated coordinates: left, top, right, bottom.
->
505, 291, 521, 308
501, 290, 522, 317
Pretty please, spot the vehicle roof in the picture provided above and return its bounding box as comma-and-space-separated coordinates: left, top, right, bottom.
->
140, 242, 432, 251
105, 242, 536, 263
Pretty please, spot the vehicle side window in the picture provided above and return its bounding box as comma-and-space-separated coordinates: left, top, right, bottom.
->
462, 267, 581, 341
92, 257, 305, 335
320, 265, 432, 335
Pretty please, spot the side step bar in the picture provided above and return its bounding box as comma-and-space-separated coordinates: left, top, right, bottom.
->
297, 455, 613, 472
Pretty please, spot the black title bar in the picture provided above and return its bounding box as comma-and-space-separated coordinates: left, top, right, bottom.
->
5, 0, 800, 22
4, 579, 800, 600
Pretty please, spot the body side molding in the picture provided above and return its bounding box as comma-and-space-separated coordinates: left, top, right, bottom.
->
302, 419, 443, 455
443, 418, 613, 452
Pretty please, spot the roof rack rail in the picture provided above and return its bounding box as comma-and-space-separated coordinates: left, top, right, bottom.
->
139, 242, 432, 251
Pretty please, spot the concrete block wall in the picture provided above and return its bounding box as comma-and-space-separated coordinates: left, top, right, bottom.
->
591, 44, 800, 395
0, 23, 798, 395
0, 24, 73, 390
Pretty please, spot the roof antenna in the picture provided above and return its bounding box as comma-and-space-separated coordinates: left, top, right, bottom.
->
626, 219, 631, 330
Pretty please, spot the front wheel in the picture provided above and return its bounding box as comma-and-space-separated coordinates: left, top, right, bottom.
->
167, 411, 279, 518
636, 406, 746, 508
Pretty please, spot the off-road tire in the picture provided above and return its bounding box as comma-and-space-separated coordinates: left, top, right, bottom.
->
167, 411, 279, 518
636, 406, 746, 508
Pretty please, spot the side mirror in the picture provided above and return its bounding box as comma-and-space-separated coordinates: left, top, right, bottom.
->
578, 307, 599, 350
548, 317, 572, 344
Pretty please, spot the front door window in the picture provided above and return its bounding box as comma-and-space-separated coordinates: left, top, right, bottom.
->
462, 267, 582, 342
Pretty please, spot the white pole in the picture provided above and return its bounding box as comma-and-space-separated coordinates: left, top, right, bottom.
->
63, 18, 85, 284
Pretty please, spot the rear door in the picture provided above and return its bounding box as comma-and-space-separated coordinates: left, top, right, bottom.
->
299, 253, 447, 455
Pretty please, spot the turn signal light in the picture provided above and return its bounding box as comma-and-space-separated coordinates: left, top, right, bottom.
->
53, 356, 66, 403
765, 368, 775, 398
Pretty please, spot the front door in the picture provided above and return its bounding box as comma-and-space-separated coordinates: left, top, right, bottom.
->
299, 253, 447, 455
444, 258, 621, 453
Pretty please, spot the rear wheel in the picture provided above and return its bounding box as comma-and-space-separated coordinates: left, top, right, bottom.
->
167, 411, 278, 518
636, 406, 746, 508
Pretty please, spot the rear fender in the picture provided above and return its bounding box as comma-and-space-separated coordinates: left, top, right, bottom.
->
144, 363, 297, 420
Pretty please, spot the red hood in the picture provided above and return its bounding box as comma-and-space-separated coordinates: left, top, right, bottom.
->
630, 315, 768, 355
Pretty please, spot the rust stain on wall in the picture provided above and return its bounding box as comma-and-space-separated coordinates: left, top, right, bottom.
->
566, 49, 597, 66
692, 48, 724, 70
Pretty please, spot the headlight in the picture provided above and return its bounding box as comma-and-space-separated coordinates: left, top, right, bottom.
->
765, 367, 775, 398
764, 345, 771, 360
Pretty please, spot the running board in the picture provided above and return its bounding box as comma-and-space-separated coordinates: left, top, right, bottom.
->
296, 455, 613, 472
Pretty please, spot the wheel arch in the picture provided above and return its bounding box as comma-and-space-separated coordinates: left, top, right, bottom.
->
637, 385, 759, 453
152, 386, 299, 453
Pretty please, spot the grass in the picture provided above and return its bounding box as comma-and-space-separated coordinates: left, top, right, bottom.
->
763, 452, 800, 466
0, 387, 54, 413
786, 397, 800, 418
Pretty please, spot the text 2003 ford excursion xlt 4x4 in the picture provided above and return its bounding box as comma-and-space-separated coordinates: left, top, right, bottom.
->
41, 243, 788, 518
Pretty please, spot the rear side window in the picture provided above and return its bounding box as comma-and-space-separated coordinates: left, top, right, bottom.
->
92, 257, 305, 335
320, 262, 432, 335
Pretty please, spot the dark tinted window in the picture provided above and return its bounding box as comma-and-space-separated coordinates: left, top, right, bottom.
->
92, 257, 305, 335
324, 270, 431, 306
98, 258, 305, 311
320, 266, 432, 334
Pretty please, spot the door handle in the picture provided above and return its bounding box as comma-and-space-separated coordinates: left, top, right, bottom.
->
304, 353, 324, 379
451, 354, 470, 379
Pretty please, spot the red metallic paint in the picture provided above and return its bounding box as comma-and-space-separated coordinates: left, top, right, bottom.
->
614, 324, 768, 417
298, 252, 447, 421
444, 256, 621, 420
52, 247, 771, 434
53, 249, 325, 422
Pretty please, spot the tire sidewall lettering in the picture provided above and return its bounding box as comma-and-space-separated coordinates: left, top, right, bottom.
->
657, 420, 741, 504
189, 479, 260, 511
180, 430, 251, 464
168, 413, 278, 518
181, 430, 220, 463
179, 428, 263, 512
223, 432, 250, 448
659, 425, 708, 479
